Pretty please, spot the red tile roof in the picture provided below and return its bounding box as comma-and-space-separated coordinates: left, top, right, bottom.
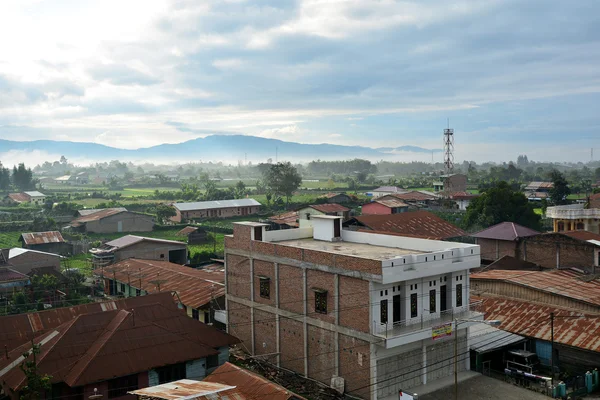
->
93, 259, 224, 309
471, 269, 600, 307
0, 304, 239, 391
305, 203, 350, 213
479, 296, 600, 353
204, 362, 308, 400
348, 211, 466, 239
20, 231, 65, 245
472, 222, 540, 241
7, 193, 29, 202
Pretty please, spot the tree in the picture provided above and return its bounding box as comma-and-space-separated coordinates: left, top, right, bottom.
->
595, 167, 600, 182
19, 342, 51, 400
464, 181, 541, 231
262, 162, 302, 206
12, 163, 34, 190
234, 181, 247, 199
155, 204, 177, 224
0, 162, 10, 191
548, 169, 571, 205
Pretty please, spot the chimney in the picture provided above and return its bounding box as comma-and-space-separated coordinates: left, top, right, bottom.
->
312, 215, 342, 242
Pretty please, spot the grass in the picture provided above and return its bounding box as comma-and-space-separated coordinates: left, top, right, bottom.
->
534, 208, 543, 215
0, 232, 21, 248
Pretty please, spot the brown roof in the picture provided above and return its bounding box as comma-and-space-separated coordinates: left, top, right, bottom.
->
372, 198, 409, 208
446, 191, 478, 200
20, 231, 65, 245
0, 304, 239, 391
0, 267, 29, 283
7, 193, 29, 202
204, 362, 307, 400
305, 203, 350, 213
479, 296, 600, 353
472, 222, 540, 241
322, 192, 350, 199
384, 191, 437, 202
176, 226, 199, 236
480, 255, 541, 272
0, 292, 178, 350
269, 211, 299, 227
562, 230, 600, 242
347, 211, 466, 240
130, 380, 244, 400
102, 235, 185, 250
93, 259, 224, 309
524, 181, 554, 190
471, 269, 600, 307
70, 209, 151, 227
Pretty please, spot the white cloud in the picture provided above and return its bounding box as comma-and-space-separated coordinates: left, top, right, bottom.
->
212, 58, 244, 69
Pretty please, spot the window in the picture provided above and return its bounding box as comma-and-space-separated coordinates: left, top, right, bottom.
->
156, 363, 186, 384
380, 299, 388, 324
410, 293, 418, 318
135, 288, 141, 296
259, 277, 270, 299
108, 374, 138, 398
120, 283, 125, 293
315, 290, 327, 314
192, 308, 200, 320
206, 354, 219, 369
160, 253, 165, 259
429, 290, 436, 313
456, 284, 463, 307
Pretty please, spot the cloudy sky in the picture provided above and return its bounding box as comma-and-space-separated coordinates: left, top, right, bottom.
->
1, 0, 599, 162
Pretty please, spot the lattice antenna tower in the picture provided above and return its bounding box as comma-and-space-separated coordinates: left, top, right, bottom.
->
443, 121, 454, 176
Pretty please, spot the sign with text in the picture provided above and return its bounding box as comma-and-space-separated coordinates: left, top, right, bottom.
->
432, 322, 453, 341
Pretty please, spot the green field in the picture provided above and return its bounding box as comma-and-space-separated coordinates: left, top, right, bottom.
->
0, 232, 21, 248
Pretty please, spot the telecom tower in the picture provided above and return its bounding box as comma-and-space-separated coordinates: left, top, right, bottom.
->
443, 125, 454, 194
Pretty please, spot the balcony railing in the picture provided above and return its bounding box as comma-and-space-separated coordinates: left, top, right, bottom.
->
373, 300, 484, 338
546, 205, 600, 219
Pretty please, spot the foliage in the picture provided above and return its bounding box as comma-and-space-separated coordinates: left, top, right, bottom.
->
0, 162, 10, 191
261, 162, 302, 206
20, 343, 52, 400
12, 163, 34, 191
463, 181, 541, 231
548, 169, 571, 205
154, 204, 177, 224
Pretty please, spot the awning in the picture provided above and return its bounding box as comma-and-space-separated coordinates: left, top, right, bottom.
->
470, 323, 525, 354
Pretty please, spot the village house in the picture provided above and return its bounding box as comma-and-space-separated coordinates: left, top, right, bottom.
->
361, 198, 409, 215
67, 208, 154, 233
379, 191, 439, 207
0, 293, 239, 400
176, 226, 209, 245
432, 173, 467, 193
0, 248, 62, 275
171, 199, 261, 222
320, 192, 353, 204
296, 203, 350, 226
368, 186, 407, 198
471, 222, 541, 262
0, 267, 30, 293
523, 181, 554, 200
446, 192, 478, 211
225, 218, 482, 399
20, 231, 72, 255
266, 211, 299, 230
94, 258, 225, 328
3, 191, 46, 205
344, 210, 466, 240
547, 197, 600, 234
90, 235, 188, 267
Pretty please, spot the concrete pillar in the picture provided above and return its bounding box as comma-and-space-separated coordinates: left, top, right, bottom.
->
370, 343, 378, 400
250, 258, 255, 354
422, 340, 427, 385
275, 263, 280, 367
334, 274, 340, 376
303, 268, 308, 377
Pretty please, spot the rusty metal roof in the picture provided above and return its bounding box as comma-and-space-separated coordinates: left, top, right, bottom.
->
302, 203, 350, 213
78, 207, 127, 216
472, 222, 540, 241
176, 226, 199, 236
7, 193, 29, 202
347, 211, 466, 239
93, 259, 225, 309
372, 198, 409, 208
384, 191, 437, 202
0, 267, 29, 283
524, 181, 554, 190
20, 231, 65, 245
70, 209, 151, 227
129, 380, 244, 400
204, 362, 307, 400
268, 211, 299, 227
322, 192, 351, 199
471, 269, 600, 307
562, 230, 600, 242
479, 296, 600, 353
0, 292, 178, 350
371, 186, 406, 193
0, 304, 239, 391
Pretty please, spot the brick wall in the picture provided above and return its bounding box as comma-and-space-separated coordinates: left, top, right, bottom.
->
253, 260, 276, 307
306, 269, 335, 324
278, 264, 305, 314
307, 325, 336, 384
476, 238, 517, 261
227, 301, 252, 352
362, 202, 392, 215
226, 254, 251, 299
253, 309, 278, 364
339, 276, 370, 333
279, 317, 305, 373
339, 334, 371, 399
520, 235, 596, 270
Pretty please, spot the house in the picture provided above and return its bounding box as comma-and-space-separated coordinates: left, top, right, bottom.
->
3, 191, 46, 205
20, 231, 72, 255
75, 171, 89, 184
518, 232, 600, 271
67, 208, 154, 233
433, 174, 467, 193
362, 198, 409, 215
446, 191, 478, 211
94, 258, 225, 327
266, 211, 299, 230
0, 296, 239, 400
77, 207, 127, 217
320, 192, 353, 204
225, 219, 482, 399
343, 210, 467, 240
0, 267, 30, 293
0, 248, 62, 275
296, 203, 350, 226
176, 226, 209, 244
368, 186, 407, 198
547, 201, 600, 233
23, 191, 46, 205
471, 222, 540, 262
89, 235, 188, 267
472, 268, 600, 373
379, 191, 439, 207
523, 181, 553, 200
172, 199, 261, 222
54, 175, 76, 184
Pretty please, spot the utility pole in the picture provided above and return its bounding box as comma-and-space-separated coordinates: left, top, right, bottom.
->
454, 319, 458, 400
550, 312, 555, 389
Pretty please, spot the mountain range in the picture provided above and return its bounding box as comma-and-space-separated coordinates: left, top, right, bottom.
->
0, 135, 442, 164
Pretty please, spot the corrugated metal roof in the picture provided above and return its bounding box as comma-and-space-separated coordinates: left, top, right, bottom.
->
78, 207, 127, 216
371, 186, 406, 193
304, 203, 349, 213
173, 199, 261, 212
268, 211, 299, 227
373, 198, 409, 208
347, 211, 466, 239
93, 259, 225, 309
8, 248, 63, 259
23, 191, 45, 197
471, 269, 600, 307
469, 323, 525, 354
103, 235, 185, 250
385, 191, 437, 202
130, 380, 244, 400
0, 267, 29, 283
70, 209, 149, 226
176, 226, 199, 236
322, 192, 351, 199
20, 231, 65, 245
204, 362, 308, 400
7, 193, 29, 202
562, 230, 600, 242
524, 181, 554, 190
471, 222, 540, 241
0, 292, 178, 350
479, 296, 600, 353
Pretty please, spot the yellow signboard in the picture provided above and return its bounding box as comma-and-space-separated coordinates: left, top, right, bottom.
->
432, 322, 453, 340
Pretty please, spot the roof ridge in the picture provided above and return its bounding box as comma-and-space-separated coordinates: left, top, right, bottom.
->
511, 222, 518, 239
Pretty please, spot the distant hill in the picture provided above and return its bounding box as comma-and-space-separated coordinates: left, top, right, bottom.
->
0, 135, 442, 163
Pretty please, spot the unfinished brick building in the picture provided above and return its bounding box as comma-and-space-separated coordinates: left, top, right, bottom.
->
225, 217, 483, 399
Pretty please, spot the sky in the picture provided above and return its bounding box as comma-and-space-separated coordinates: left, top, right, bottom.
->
1, 0, 600, 163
